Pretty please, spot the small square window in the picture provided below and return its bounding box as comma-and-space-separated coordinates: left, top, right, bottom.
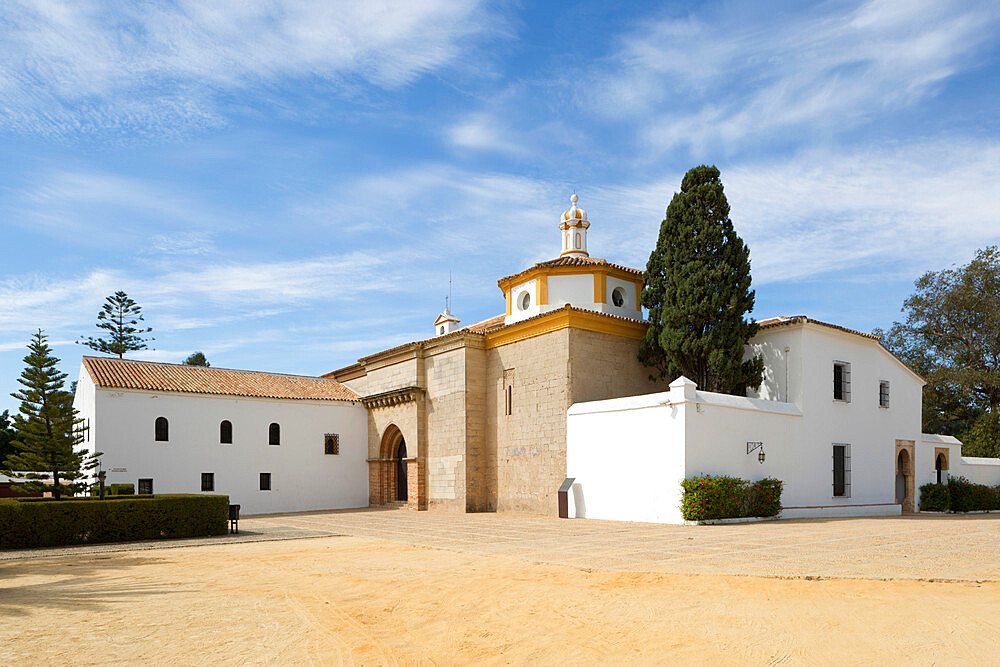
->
259, 473, 271, 491
879, 380, 890, 408
324, 433, 340, 455
138, 478, 153, 495
201, 472, 214, 492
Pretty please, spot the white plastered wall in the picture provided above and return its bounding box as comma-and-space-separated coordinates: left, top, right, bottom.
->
567, 389, 686, 524
84, 384, 368, 515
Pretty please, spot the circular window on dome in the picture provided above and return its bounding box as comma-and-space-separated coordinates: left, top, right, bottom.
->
612, 286, 626, 307
519, 291, 531, 311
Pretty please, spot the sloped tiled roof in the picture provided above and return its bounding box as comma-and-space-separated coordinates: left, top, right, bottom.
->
498, 256, 643, 284
463, 314, 506, 333
82, 357, 359, 402
756, 316, 880, 340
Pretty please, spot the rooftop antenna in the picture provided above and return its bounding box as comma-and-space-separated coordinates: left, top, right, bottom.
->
448, 271, 453, 312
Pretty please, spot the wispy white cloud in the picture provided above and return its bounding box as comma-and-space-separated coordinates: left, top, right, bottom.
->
581, 139, 1000, 285
586, 0, 1000, 156
6, 168, 228, 245
446, 113, 524, 156
0, 0, 499, 138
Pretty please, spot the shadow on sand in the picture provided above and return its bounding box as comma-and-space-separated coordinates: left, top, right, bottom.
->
0, 554, 173, 617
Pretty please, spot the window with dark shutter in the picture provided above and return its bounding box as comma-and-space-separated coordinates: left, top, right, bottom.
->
259, 472, 271, 491
833, 444, 850, 497
220, 420, 233, 444
201, 472, 214, 492
154, 417, 169, 442
138, 478, 153, 495
879, 381, 890, 408
268, 423, 280, 446
324, 433, 339, 455
833, 362, 851, 402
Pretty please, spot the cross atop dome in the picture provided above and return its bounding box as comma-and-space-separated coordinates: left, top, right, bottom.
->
559, 193, 591, 258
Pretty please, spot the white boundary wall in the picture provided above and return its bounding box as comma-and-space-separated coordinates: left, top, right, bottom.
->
74, 366, 369, 515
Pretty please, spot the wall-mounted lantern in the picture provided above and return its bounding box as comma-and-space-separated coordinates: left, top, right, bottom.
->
747, 441, 765, 464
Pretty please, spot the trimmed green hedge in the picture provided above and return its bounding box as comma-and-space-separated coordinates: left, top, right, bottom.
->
89, 483, 136, 497
0, 494, 229, 549
919, 483, 950, 512
681, 475, 783, 521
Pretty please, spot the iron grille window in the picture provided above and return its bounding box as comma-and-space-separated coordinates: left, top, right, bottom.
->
268, 423, 280, 446
259, 472, 271, 491
833, 362, 852, 402
138, 478, 153, 495
879, 380, 890, 408
154, 417, 169, 442
220, 420, 233, 444
201, 472, 214, 492
324, 433, 340, 455
833, 444, 851, 497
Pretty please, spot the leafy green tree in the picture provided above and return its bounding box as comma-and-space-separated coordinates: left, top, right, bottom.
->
78, 291, 153, 358
0, 410, 16, 468
2, 330, 100, 498
182, 351, 210, 367
639, 165, 764, 394
877, 246, 1000, 456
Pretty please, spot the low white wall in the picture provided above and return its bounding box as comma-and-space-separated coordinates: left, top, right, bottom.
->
954, 457, 1000, 486
567, 390, 686, 524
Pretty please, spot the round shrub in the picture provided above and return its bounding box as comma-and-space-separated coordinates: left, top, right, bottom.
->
919, 483, 950, 512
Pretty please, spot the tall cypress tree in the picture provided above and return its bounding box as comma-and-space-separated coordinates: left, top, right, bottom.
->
639, 165, 764, 395
79, 291, 153, 358
2, 330, 99, 498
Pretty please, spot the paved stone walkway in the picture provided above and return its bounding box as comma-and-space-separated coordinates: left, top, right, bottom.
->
6, 508, 1000, 581
254, 508, 1000, 581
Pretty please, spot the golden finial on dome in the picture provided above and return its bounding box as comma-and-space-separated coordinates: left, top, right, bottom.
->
562, 192, 587, 222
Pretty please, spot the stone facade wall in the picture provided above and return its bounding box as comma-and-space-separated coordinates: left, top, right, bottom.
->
486, 329, 573, 515
464, 344, 489, 511
343, 356, 419, 398
424, 346, 470, 511
342, 323, 655, 516
568, 328, 662, 403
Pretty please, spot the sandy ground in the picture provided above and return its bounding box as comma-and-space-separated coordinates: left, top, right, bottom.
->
3, 535, 1000, 665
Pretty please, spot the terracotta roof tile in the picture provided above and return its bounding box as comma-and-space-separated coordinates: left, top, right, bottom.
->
463, 314, 506, 333
756, 315, 880, 340
82, 357, 359, 402
498, 256, 642, 284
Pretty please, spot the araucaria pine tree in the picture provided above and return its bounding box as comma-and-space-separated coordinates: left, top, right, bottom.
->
2, 330, 99, 498
639, 165, 764, 395
79, 291, 153, 358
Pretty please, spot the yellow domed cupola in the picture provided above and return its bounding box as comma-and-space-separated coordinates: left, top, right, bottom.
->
559, 193, 590, 258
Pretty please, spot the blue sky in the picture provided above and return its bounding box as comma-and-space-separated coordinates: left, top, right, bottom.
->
1, 0, 999, 412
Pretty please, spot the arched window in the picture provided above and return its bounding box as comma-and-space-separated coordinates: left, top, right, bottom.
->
154, 417, 169, 442
220, 420, 233, 444
268, 422, 280, 446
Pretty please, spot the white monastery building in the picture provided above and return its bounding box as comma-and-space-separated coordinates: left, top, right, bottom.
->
75, 194, 1000, 519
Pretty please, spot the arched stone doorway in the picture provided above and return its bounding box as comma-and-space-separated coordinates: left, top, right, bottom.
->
373, 424, 411, 506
